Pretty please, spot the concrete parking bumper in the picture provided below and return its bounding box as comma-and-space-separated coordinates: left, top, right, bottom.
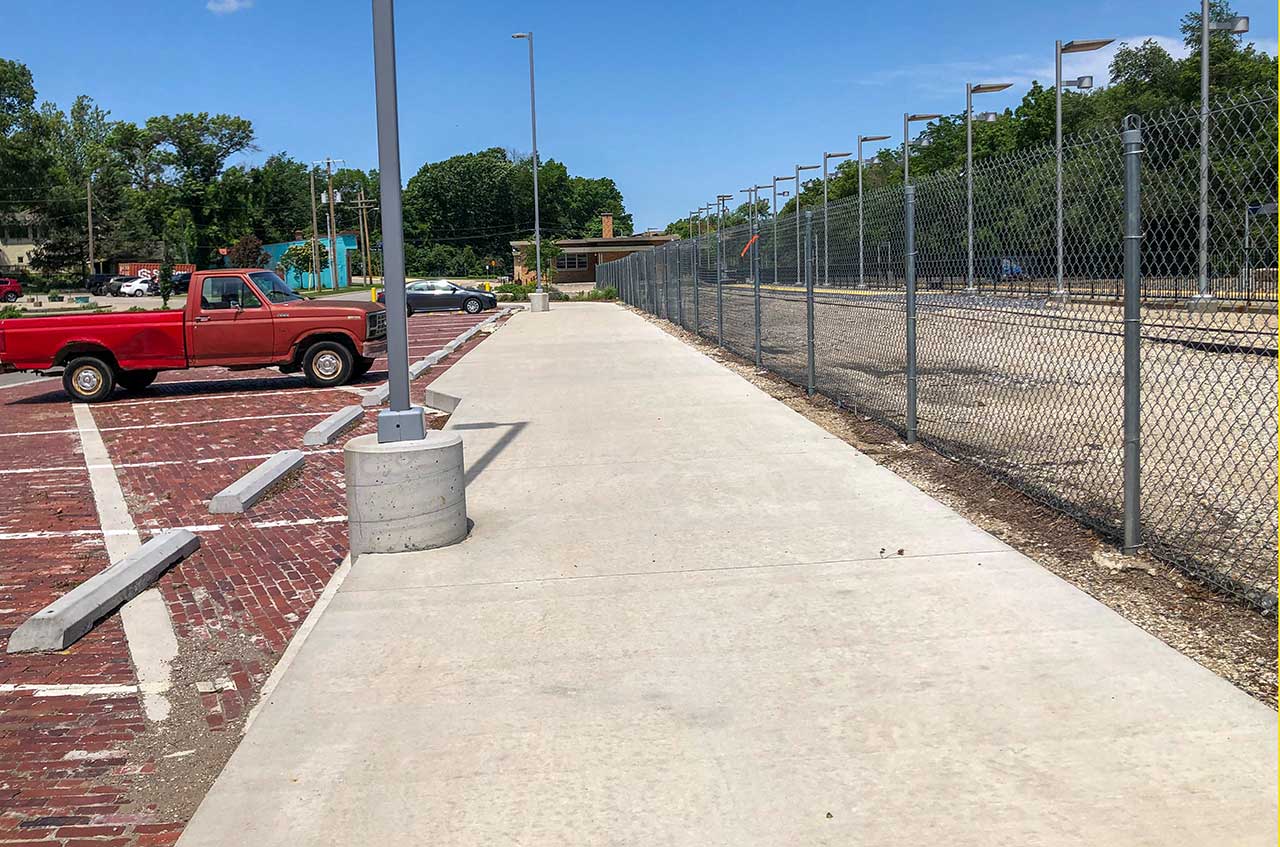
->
8, 529, 200, 653
209, 450, 305, 513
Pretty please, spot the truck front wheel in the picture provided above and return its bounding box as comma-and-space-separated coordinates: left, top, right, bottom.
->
302, 341, 354, 388
62, 356, 116, 403
118, 370, 158, 393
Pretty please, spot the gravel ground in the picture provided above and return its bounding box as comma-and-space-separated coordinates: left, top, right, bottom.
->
668, 286, 1277, 610
634, 304, 1278, 708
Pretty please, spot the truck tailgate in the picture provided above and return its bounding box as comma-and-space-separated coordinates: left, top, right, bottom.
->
0, 309, 187, 371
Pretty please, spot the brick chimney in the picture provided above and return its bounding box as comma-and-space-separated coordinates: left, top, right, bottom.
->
600, 213, 614, 239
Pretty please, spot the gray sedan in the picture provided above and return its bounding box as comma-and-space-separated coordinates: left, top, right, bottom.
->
377, 280, 497, 316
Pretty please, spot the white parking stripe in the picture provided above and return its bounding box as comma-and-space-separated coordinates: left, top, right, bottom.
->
73, 404, 178, 723
0, 447, 342, 476
0, 410, 331, 438
0, 683, 141, 698
0, 514, 347, 542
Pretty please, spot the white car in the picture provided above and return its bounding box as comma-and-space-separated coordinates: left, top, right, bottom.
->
119, 279, 154, 297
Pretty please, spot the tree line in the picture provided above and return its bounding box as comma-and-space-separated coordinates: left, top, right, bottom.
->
0, 60, 633, 281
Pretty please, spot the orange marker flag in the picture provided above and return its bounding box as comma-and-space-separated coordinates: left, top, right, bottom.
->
739, 234, 759, 258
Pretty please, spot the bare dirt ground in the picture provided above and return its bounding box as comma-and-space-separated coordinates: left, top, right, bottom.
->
633, 305, 1278, 708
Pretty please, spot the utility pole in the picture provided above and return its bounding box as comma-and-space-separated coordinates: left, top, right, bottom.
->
309, 169, 321, 289
355, 187, 377, 287
324, 157, 345, 290
86, 177, 95, 276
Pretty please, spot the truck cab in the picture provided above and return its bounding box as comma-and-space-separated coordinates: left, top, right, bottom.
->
0, 268, 387, 402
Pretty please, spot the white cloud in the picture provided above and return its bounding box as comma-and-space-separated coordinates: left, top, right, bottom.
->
1024, 35, 1190, 88
207, 0, 253, 14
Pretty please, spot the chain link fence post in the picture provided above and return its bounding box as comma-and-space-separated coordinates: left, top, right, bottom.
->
715, 225, 724, 345
753, 213, 763, 367
804, 210, 816, 396
904, 184, 918, 444
693, 234, 700, 333
1122, 115, 1143, 555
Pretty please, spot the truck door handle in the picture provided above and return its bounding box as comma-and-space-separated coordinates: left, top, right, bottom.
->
195, 316, 211, 323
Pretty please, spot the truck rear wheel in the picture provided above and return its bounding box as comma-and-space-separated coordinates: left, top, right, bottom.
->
302, 341, 354, 388
62, 356, 116, 403
118, 369, 159, 393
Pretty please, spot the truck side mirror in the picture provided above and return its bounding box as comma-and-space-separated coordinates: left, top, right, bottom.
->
230, 299, 242, 311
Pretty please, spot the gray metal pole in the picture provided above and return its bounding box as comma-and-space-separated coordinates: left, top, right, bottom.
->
823, 158, 829, 288
371, 0, 425, 442
1054, 39, 1065, 296
966, 83, 976, 293
677, 235, 684, 327
1121, 116, 1143, 554
750, 187, 762, 366
858, 139, 865, 287
795, 164, 801, 286
716, 200, 724, 346
1196, 0, 1211, 302
526, 33, 542, 293
772, 181, 779, 286
902, 112, 910, 185
805, 210, 816, 396
693, 233, 700, 333
905, 184, 918, 445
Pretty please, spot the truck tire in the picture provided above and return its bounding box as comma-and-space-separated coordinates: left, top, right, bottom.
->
62, 356, 116, 403
302, 341, 354, 388
352, 356, 376, 379
118, 369, 158, 393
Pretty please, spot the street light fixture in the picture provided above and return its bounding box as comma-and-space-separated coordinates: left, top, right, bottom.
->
902, 113, 941, 184
794, 163, 819, 285
822, 151, 851, 286
511, 32, 543, 297
1194, 0, 1250, 307
1054, 36, 1113, 297
965, 81, 1012, 293
772, 175, 796, 285
857, 134, 890, 287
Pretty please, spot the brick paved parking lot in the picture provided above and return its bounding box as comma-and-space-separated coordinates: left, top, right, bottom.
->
0, 309, 508, 845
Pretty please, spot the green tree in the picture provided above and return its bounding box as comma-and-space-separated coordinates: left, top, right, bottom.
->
277, 240, 327, 288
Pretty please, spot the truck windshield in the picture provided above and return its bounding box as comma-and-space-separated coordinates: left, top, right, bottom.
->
249, 271, 304, 304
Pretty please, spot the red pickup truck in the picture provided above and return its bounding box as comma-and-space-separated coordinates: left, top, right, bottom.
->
0, 269, 387, 402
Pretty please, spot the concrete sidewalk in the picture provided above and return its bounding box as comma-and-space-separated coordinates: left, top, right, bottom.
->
180, 303, 1276, 846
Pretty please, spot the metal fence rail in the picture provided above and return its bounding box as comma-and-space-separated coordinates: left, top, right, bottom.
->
598, 91, 1278, 613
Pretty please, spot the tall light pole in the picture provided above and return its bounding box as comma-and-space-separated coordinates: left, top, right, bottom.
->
772, 175, 794, 285
512, 32, 542, 293
1055, 37, 1112, 296
858, 134, 889, 287
822, 151, 851, 286
1194, 2, 1249, 307
902, 112, 941, 185
794, 163, 819, 285
965, 83, 1011, 293
371, 0, 424, 441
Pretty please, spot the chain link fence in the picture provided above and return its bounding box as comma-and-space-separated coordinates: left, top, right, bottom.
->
598, 90, 1278, 613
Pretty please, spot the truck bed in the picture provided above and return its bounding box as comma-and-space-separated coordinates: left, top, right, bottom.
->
0, 309, 187, 372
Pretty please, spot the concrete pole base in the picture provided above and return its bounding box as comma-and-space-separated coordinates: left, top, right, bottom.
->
528, 291, 550, 312
344, 431, 467, 556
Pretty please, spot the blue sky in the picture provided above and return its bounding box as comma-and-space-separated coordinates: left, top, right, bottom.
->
8, 1, 1277, 231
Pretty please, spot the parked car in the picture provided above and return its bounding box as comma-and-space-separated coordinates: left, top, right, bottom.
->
377, 280, 497, 316
0, 269, 388, 401
104, 276, 138, 297
85, 273, 115, 295
170, 272, 192, 295
0, 278, 21, 303
119, 278, 155, 297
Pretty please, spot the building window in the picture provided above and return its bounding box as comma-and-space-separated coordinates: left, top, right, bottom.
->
555, 253, 588, 271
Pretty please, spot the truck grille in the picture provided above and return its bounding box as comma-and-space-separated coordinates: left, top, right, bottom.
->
367, 310, 387, 340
